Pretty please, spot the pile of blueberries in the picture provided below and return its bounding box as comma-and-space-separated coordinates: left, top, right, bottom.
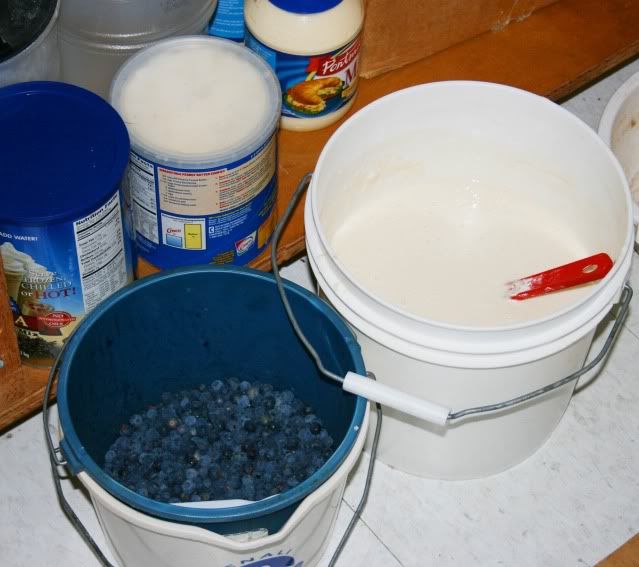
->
104, 378, 335, 504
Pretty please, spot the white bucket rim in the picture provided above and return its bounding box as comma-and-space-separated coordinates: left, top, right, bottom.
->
310, 80, 634, 336
598, 69, 639, 146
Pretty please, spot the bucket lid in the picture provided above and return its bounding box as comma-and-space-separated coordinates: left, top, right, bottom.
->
0, 81, 130, 225
0, 0, 57, 64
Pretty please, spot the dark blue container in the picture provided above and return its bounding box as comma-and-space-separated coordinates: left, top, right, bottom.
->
0, 81, 134, 366
57, 265, 367, 535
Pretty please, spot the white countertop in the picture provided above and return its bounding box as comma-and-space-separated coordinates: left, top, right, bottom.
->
2, 60, 639, 567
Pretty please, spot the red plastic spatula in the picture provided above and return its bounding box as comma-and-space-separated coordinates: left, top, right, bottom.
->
507, 252, 614, 301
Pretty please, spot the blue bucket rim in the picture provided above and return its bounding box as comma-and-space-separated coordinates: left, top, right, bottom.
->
57, 265, 367, 524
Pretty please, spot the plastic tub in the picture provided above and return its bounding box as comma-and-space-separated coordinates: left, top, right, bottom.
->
0, 0, 60, 87
56, 266, 368, 566
305, 81, 635, 479
0, 81, 134, 367
111, 37, 281, 272
598, 70, 639, 214
59, 0, 217, 98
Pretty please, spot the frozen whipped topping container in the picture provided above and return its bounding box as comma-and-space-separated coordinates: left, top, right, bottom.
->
110, 36, 281, 273
0, 81, 134, 367
245, 0, 364, 131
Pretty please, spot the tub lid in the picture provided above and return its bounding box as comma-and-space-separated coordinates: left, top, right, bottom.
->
0, 81, 130, 225
0, 0, 57, 64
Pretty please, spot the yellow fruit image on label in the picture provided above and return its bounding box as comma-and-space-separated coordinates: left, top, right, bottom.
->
184, 224, 203, 249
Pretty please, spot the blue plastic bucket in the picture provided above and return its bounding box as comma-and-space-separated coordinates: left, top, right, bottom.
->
57, 265, 367, 536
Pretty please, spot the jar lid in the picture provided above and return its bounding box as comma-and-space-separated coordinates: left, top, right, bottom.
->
0, 0, 57, 64
269, 0, 342, 15
0, 81, 130, 225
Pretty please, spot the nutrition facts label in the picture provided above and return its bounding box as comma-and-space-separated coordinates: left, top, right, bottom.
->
73, 192, 129, 312
128, 151, 159, 244
157, 136, 276, 216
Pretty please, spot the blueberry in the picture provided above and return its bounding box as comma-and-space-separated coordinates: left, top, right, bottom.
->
104, 377, 334, 503
146, 407, 158, 420
182, 479, 196, 494
277, 403, 293, 417
247, 386, 260, 400
129, 414, 143, 428
138, 452, 154, 467
241, 476, 255, 500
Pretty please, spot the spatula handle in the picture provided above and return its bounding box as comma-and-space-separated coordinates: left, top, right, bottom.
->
509, 252, 614, 300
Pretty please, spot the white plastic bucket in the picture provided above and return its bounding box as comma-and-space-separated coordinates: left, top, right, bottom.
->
305, 81, 636, 480
598, 70, 639, 237
74, 408, 368, 567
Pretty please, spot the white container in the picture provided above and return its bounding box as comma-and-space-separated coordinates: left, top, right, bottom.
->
59, 0, 217, 99
73, 407, 368, 567
598, 70, 639, 214
0, 0, 60, 87
110, 36, 281, 271
305, 81, 636, 480
245, 0, 364, 131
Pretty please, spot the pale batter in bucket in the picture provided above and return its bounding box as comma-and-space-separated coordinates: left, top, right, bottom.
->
325, 137, 598, 327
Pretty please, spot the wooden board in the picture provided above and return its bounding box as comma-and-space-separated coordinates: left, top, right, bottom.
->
598, 534, 639, 566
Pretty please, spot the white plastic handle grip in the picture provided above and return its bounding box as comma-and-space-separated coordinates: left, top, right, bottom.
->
343, 372, 450, 426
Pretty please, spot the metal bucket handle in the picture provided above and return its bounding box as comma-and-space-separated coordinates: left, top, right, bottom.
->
274, 173, 634, 427
42, 351, 116, 567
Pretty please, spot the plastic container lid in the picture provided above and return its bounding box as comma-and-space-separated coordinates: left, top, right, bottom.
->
110, 36, 281, 167
0, 0, 57, 63
269, 0, 342, 14
0, 81, 130, 225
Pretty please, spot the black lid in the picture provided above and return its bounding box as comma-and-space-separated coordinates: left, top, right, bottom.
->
0, 0, 57, 64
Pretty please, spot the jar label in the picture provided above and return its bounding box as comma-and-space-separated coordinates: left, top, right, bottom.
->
0, 191, 133, 366
126, 133, 277, 269
208, 0, 245, 41
245, 33, 361, 119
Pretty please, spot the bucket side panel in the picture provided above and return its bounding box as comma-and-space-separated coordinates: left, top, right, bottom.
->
359, 328, 595, 479
88, 471, 348, 566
